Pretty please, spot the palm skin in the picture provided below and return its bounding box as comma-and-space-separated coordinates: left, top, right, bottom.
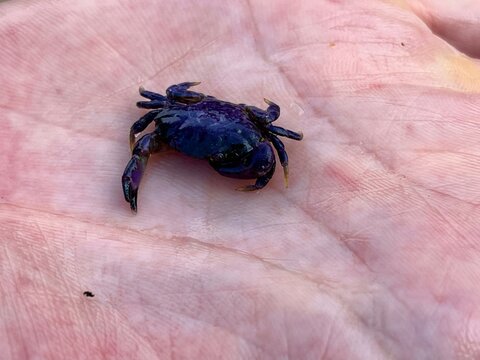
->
1, 0, 480, 359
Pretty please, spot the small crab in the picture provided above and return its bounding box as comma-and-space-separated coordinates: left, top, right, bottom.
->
122, 82, 303, 212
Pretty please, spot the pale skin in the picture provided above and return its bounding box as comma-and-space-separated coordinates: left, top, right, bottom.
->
1, 0, 480, 358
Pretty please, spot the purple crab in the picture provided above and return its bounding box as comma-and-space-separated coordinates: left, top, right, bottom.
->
122, 82, 303, 212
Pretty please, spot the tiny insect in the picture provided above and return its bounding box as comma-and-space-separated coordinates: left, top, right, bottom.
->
83, 291, 95, 298
122, 82, 303, 212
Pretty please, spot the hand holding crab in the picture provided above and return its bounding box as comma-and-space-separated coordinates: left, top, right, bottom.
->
122, 82, 303, 212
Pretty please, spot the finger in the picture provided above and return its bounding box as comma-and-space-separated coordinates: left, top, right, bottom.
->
409, 0, 480, 58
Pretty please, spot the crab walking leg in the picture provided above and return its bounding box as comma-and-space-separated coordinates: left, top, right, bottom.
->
243, 99, 280, 125
268, 135, 289, 187
166, 82, 204, 104
139, 87, 167, 101
122, 132, 162, 212
263, 98, 280, 123
137, 86, 167, 109
136, 99, 166, 109
130, 110, 161, 151
267, 125, 303, 141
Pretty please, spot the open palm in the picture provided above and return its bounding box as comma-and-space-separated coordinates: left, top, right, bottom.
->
2, 0, 480, 358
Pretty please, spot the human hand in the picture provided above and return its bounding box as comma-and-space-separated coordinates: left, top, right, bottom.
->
1, 0, 480, 358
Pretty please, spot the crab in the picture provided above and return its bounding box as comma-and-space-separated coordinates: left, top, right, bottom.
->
122, 82, 303, 212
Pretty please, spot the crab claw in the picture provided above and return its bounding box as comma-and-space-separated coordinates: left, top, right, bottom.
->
122, 132, 161, 213
122, 154, 147, 213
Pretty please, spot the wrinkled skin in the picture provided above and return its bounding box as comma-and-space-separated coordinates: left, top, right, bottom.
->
1, 0, 480, 359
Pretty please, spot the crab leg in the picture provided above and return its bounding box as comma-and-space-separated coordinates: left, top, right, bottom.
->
263, 98, 280, 123
137, 100, 167, 109
129, 110, 161, 151
267, 125, 303, 141
139, 87, 167, 101
122, 132, 162, 213
136, 87, 167, 109
268, 135, 289, 188
166, 82, 204, 104
243, 99, 280, 125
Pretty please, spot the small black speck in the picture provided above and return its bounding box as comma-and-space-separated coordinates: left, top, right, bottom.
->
401, 42, 405, 47
83, 291, 95, 298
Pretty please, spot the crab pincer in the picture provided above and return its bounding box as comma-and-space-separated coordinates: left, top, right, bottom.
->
122, 132, 162, 212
